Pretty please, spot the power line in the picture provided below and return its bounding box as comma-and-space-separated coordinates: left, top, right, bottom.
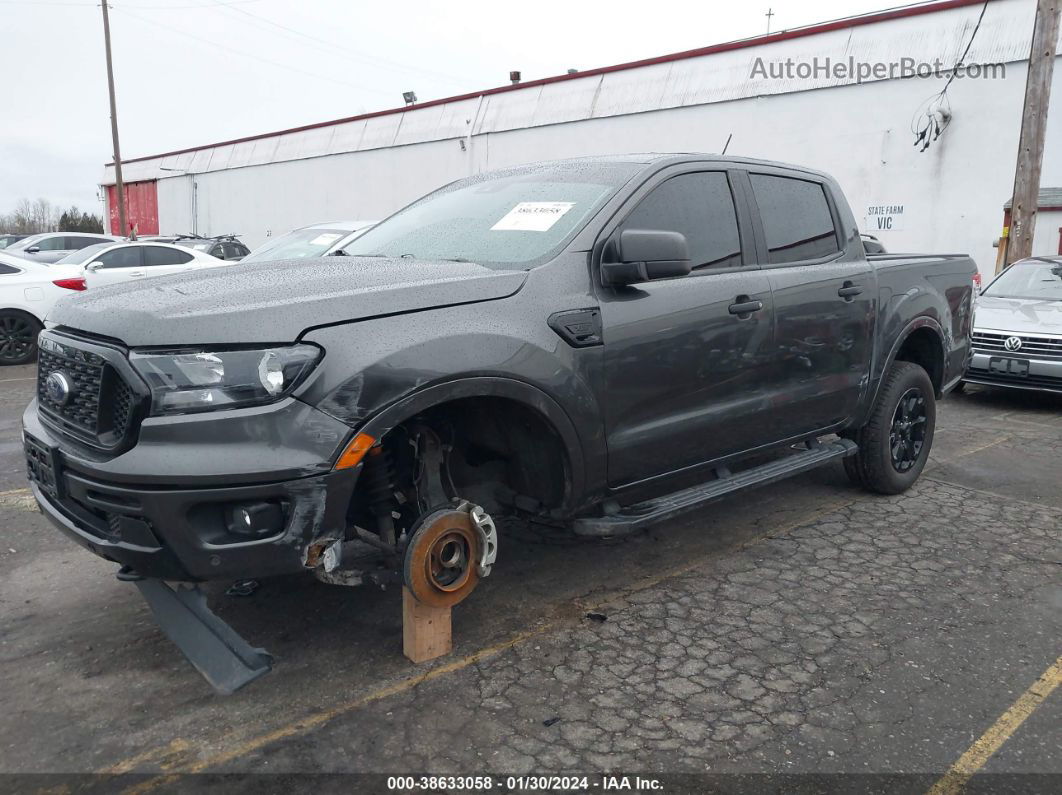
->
910, 0, 990, 152
124, 1, 267, 7
205, 0, 475, 85
114, 5, 395, 95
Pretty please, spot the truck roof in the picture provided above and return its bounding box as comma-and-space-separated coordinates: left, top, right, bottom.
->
526, 153, 834, 180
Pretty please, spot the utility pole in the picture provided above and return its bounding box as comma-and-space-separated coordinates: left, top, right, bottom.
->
101, 0, 126, 237
1006, 0, 1060, 268
765, 8, 774, 35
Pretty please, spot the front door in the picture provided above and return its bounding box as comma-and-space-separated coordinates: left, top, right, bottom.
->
597, 169, 776, 487
743, 170, 874, 437
84, 245, 144, 288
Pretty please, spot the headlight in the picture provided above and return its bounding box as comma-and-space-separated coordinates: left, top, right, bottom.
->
130, 344, 322, 415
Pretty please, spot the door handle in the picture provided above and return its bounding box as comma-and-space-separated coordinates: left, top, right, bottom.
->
128, 271, 144, 277
728, 296, 764, 316
838, 282, 863, 300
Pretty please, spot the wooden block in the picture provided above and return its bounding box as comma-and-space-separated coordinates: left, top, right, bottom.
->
402, 587, 452, 663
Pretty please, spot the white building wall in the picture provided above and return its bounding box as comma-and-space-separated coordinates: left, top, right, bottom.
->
111, 0, 1062, 273
1031, 209, 1062, 255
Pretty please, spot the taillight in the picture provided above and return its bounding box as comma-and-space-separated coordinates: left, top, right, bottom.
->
972, 272, 982, 289
53, 277, 86, 291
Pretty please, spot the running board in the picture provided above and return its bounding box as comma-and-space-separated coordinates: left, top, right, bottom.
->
132, 577, 273, 694
573, 439, 858, 538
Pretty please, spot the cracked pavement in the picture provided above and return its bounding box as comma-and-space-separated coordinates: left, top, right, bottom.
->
0, 366, 1059, 787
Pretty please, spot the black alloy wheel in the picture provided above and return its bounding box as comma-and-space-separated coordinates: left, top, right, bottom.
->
0, 312, 41, 365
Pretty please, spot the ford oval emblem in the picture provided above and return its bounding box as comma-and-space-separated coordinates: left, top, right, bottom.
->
1003, 336, 1023, 352
44, 371, 74, 406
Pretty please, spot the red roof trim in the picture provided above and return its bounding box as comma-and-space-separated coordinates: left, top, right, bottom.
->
111, 0, 989, 168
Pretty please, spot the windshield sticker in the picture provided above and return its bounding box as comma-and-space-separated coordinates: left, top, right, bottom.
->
310, 233, 343, 246
491, 202, 575, 232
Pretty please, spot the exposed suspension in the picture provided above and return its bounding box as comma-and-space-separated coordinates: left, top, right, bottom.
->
364, 445, 397, 547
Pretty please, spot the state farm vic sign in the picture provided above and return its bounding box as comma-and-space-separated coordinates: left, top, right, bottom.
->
866, 204, 904, 232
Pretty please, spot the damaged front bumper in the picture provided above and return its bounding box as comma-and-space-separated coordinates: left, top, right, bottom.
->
23, 397, 361, 582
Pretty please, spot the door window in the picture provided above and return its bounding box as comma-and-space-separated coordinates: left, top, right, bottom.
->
143, 246, 194, 266
95, 246, 142, 268
36, 236, 68, 251
223, 242, 247, 259
619, 172, 742, 270
66, 236, 106, 250
749, 174, 839, 264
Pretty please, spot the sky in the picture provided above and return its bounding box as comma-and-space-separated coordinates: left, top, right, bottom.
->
1, 0, 904, 216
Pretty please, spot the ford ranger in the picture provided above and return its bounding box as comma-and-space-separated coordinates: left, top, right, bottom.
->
24, 155, 976, 691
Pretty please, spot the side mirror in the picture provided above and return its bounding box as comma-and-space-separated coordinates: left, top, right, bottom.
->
601, 229, 692, 286
25, 246, 40, 254
85, 262, 103, 272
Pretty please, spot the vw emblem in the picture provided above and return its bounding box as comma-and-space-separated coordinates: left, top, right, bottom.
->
44, 371, 74, 406
1003, 336, 1023, 352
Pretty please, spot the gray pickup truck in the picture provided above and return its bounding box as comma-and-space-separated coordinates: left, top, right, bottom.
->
24, 155, 976, 690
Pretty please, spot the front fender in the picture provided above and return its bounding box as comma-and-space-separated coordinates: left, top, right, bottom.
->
355, 376, 588, 510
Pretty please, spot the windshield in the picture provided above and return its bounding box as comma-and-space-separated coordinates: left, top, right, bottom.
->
341, 162, 641, 268
55, 242, 113, 266
983, 258, 1062, 301
8, 233, 44, 251
241, 227, 352, 263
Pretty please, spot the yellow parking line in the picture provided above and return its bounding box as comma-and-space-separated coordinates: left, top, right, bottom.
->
936, 435, 1010, 463
0, 488, 36, 512
117, 498, 855, 790
927, 655, 1062, 795
100, 738, 192, 775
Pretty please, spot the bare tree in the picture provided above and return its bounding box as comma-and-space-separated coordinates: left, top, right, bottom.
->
4, 198, 60, 233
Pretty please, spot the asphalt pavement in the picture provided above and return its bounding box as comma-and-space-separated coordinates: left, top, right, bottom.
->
0, 366, 1058, 792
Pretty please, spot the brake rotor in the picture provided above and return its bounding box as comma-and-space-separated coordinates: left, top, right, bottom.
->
403, 508, 481, 608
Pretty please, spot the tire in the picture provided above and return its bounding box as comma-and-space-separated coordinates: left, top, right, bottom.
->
0, 310, 42, 366
843, 361, 936, 495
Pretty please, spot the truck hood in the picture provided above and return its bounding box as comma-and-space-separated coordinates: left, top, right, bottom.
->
974, 295, 1062, 336
50, 257, 528, 346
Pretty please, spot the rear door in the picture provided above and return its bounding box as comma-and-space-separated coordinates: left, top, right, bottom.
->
741, 170, 874, 437
596, 167, 776, 487
142, 245, 198, 277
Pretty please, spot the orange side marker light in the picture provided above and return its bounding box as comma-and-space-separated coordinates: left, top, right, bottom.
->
334, 432, 376, 470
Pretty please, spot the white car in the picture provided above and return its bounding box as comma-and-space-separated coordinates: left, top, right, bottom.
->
54, 241, 229, 289
240, 220, 376, 264
0, 254, 86, 365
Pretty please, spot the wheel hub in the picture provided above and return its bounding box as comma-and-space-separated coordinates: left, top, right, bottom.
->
403, 508, 482, 607
889, 387, 927, 473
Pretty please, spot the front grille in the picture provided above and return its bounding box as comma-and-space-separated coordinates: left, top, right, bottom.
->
972, 331, 1062, 360
36, 332, 144, 451
38, 348, 105, 434
111, 379, 136, 439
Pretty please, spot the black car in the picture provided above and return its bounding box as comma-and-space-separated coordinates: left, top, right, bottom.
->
146, 234, 249, 261
24, 155, 976, 691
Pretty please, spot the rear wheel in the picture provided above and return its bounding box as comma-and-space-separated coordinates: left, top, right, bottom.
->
844, 361, 936, 494
0, 311, 42, 366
